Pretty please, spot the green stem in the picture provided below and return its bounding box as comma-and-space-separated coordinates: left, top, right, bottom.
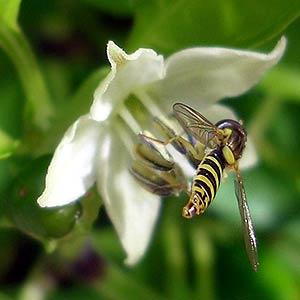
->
77, 187, 102, 232
162, 212, 191, 300
190, 226, 216, 300
0, 24, 54, 131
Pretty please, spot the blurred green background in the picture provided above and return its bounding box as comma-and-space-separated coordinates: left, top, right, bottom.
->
0, 0, 300, 299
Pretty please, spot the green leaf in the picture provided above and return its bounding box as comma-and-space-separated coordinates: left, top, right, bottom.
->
2, 156, 82, 239
0, 291, 13, 300
0, 0, 21, 30
0, 129, 19, 159
0, 27, 54, 130
97, 264, 167, 300
38, 67, 109, 153
128, 0, 300, 53
258, 249, 299, 300
0, 74, 24, 139
81, 0, 133, 16
0, 0, 54, 131
259, 66, 300, 101
48, 286, 101, 300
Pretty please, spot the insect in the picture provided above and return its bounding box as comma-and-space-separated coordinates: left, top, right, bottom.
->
131, 102, 258, 271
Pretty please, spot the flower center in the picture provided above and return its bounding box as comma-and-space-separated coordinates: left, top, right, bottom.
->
118, 91, 166, 135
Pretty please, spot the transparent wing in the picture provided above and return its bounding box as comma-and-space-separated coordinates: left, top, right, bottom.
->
234, 167, 259, 272
173, 103, 222, 148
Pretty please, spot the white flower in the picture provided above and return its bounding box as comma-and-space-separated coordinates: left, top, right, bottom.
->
37, 38, 286, 265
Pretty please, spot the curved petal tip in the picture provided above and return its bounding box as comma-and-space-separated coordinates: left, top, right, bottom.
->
107, 41, 127, 67
270, 36, 287, 63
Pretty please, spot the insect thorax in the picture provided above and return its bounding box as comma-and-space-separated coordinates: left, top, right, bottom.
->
215, 119, 247, 161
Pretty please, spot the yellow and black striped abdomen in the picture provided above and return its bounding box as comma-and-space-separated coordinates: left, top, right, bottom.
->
183, 149, 225, 218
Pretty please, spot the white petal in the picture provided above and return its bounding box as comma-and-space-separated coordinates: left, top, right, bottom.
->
239, 137, 258, 169
166, 145, 195, 178
201, 104, 237, 123
150, 37, 286, 110
90, 41, 165, 122
37, 115, 101, 207
96, 128, 160, 265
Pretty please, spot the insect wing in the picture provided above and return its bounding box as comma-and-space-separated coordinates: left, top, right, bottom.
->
234, 168, 259, 272
173, 103, 220, 148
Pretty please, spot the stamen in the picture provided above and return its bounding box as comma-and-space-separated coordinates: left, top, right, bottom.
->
118, 106, 142, 134
134, 90, 165, 118
113, 119, 135, 155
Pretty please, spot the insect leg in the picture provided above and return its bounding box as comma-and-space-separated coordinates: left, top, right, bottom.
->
141, 117, 206, 169
130, 160, 187, 196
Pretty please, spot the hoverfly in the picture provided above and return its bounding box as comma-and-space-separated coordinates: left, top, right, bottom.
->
131, 102, 259, 271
